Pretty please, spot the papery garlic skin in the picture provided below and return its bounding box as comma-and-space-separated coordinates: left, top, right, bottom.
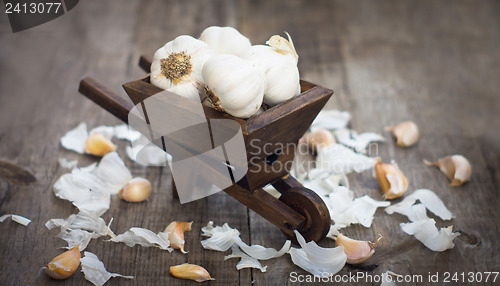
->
199, 26, 251, 56
299, 129, 336, 153
374, 159, 408, 199
164, 221, 193, 253
424, 155, 471, 186
151, 35, 214, 101
119, 177, 152, 202
389, 121, 419, 147
44, 244, 81, 280
170, 263, 214, 282
335, 234, 380, 264
203, 54, 265, 118
241, 33, 300, 106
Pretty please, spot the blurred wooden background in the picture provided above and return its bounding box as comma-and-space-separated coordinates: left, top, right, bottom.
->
0, 0, 499, 285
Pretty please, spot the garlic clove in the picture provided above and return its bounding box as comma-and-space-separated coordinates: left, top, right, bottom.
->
164, 221, 193, 253
119, 177, 152, 202
387, 121, 419, 147
335, 234, 381, 264
374, 159, 408, 199
199, 26, 251, 56
299, 129, 336, 153
424, 155, 471, 186
85, 133, 117, 156
43, 244, 81, 280
170, 263, 214, 282
202, 54, 265, 118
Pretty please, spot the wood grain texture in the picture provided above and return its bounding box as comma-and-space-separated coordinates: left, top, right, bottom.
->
1, 0, 499, 285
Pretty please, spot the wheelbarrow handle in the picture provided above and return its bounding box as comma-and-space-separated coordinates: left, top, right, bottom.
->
79, 77, 134, 124
139, 55, 152, 73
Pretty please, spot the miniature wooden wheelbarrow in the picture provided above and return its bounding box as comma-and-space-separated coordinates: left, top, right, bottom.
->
79, 56, 333, 242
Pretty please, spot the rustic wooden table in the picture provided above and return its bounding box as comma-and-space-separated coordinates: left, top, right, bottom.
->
1, 1, 499, 285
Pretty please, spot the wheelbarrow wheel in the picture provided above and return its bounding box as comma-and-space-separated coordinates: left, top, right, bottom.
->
279, 187, 331, 242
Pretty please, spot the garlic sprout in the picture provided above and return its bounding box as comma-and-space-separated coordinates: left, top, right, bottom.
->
151, 35, 214, 101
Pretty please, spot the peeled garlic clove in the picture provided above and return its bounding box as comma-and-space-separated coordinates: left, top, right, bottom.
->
119, 177, 152, 202
85, 133, 117, 156
199, 26, 251, 56
164, 221, 193, 253
170, 263, 214, 282
43, 244, 81, 280
150, 35, 214, 101
203, 54, 265, 118
374, 159, 408, 199
335, 234, 381, 264
299, 129, 335, 153
387, 121, 419, 147
424, 155, 471, 186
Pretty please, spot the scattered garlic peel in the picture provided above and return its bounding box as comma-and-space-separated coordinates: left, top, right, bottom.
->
289, 230, 347, 277
109, 227, 172, 251
385, 189, 453, 221
58, 158, 78, 169
310, 110, 351, 131
46, 211, 115, 251
46, 211, 115, 237
61, 123, 88, 154
53, 152, 132, 215
201, 222, 291, 273
381, 271, 403, 286
334, 128, 385, 153
0, 214, 31, 226
316, 144, 378, 175
164, 221, 193, 253
400, 219, 459, 252
44, 244, 81, 280
170, 264, 214, 283
424, 155, 471, 186
56, 228, 95, 251
326, 189, 390, 236
374, 159, 408, 200
335, 233, 381, 264
126, 135, 172, 167
201, 223, 240, 251
81, 251, 133, 286
224, 246, 268, 272
233, 236, 291, 260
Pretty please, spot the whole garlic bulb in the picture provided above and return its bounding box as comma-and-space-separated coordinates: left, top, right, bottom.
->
241, 32, 300, 106
150, 35, 214, 101
199, 26, 251, 56
202, 54, 265, 118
